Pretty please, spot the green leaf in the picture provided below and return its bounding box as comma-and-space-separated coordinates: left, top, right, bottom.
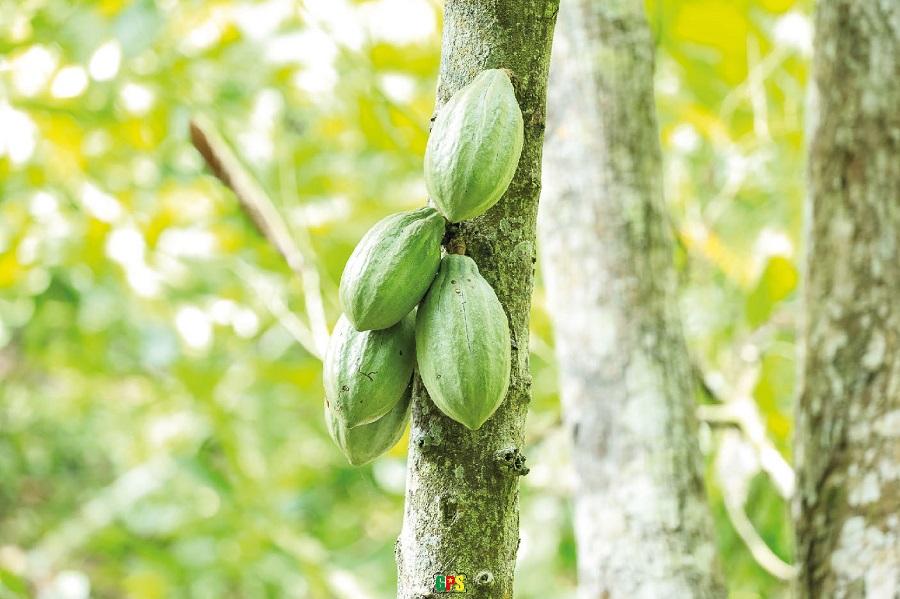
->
746, 256, 798, 327
0, 569, 29, 597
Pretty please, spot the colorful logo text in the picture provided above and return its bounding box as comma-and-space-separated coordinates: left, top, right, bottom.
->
434, 573, 467, 593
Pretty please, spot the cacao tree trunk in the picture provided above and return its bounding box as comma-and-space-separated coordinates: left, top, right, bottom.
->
539, 1, 726, 597
396, 2, 559, 597
795, 1, 900, 597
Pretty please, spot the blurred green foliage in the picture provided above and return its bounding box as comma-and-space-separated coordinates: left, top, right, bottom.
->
1, 0, 808, 597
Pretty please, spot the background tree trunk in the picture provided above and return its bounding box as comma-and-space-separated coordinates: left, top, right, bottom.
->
539, 1, 725, 597
795, 1, 900, 597
395, 2, 559, 597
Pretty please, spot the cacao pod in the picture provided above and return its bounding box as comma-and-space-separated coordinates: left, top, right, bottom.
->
339, 206, 446, 331
423, 69, 524, 223
325, 383, 411, 466
323, 312, 415, 428
415, 254, 511, 430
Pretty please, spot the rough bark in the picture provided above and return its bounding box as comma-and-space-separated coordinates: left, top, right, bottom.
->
795, 1, 900, 597
396, 2, 559, 597
539, 1, 725, 597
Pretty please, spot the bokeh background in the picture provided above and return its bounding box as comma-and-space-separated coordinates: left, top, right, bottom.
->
1, 0, 809, 597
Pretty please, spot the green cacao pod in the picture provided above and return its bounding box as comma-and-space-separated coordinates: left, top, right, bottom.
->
323, 312, 416, 428
325, 383, 411, 466
415, 254, 511, 430
423, 69, 524, 223
339, 206, 446, 331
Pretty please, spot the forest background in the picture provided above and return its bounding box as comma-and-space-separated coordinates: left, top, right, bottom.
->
0, 0, 809, 597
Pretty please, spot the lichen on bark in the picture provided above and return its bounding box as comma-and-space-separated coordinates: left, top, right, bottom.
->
795, 1, 900, 597
395, 1, 559, 597
539, 0, 725, 597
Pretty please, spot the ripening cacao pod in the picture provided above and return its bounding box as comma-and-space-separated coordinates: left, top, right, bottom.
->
323, 313, 415, 428
325, 383, 411, 466
415, 254, 511, 430
424, 69, 524, 223
339, 206, 446, 331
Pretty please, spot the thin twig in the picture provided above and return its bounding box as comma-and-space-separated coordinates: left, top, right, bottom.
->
694, 356, 797, 579
695, 360, 795, 500
232, 261, 321, 359
723, 495, 796, 580
190, 116, 329, 359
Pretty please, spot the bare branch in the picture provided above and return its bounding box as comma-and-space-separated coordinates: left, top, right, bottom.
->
695, 358, 797, 580
695, 371, 796, 500
723, 495, 796, 581
190, 116, 329, 358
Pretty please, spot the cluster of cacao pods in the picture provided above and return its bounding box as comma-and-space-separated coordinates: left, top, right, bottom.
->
323, 69, 524, 465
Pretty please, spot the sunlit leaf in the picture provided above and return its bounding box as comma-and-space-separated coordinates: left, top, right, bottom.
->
746, 256, 798, 327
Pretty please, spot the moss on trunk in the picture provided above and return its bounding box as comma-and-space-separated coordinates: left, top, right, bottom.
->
395, 2, 559, 597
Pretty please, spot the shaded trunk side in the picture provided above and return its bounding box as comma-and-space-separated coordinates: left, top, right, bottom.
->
396, 2, 560, 597
795, 1, 900, 597
539, 1, 725, 597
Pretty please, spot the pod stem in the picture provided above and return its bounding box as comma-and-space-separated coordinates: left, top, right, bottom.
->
447, 238, 467, 255
499, 68, 520, 96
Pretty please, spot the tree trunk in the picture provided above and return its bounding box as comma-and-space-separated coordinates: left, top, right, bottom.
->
395, 2, 559, 597
539, 1, 725, 597
795, 1, 900, 597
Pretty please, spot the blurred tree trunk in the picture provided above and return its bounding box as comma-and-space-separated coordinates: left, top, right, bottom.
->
795, 1, 900, 597
395, 2, 559, 597
539, 1, 725, 598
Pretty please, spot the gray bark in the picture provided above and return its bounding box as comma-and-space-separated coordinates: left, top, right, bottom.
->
539, 1, 725, 597
795, 1, 900, 597
396, 2, 559, 597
